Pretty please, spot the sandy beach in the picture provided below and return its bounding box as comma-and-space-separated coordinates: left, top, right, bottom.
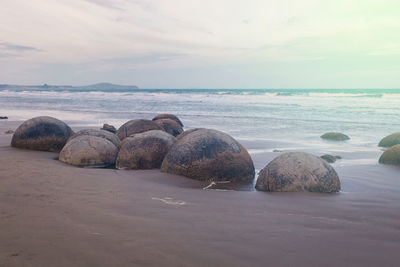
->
0, 120, 399, 267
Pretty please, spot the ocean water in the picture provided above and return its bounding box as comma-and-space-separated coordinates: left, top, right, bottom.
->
1, 88, 399, 166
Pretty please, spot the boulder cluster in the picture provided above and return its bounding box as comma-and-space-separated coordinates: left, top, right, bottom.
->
11, 115, 351, 193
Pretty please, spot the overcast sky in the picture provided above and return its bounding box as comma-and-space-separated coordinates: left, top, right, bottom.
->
1, 0, 399, 88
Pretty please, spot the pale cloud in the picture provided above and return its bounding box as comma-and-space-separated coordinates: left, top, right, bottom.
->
0, 0, 399, 87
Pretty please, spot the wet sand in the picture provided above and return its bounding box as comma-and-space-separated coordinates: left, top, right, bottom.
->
1, 121, 400, 266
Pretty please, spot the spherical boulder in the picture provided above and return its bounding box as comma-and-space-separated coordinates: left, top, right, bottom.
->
11, 116, 73, 152
59, 135, 118, 167
321, 132, 350, 141
152, 114, 183, 127
378, 132, 400, 148
116, 130, 176, 169
116, 119, 163, 140
68, 129, 120, 147
161, 129, 255, 183
379, 144, 400, 166
256, 152, 341, 192
154, 119, 183, 137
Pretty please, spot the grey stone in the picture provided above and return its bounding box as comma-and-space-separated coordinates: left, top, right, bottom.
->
256, 152, 341, 193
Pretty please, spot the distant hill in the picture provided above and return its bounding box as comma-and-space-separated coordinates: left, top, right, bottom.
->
0, 83, 139, 90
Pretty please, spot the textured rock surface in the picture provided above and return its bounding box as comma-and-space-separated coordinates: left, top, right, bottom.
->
101, 123, 117, 134
68, 129, 120, 147
320, 154, 342, 163
321, 132, 350, 141
152, 114, 183, 127
116, 130, 176, 169
154, 119, 183, 137
59, 135, 118, 167
379, 144, 400, 166
378, 133, 400, 148
256, 152, 341, 192
161, 129, 255, 183
116, 119, 163, 140
176, 128, 204, 140
11, 116, 73, 152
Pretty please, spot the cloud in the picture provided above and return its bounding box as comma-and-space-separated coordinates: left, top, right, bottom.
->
0, 42, 41, 52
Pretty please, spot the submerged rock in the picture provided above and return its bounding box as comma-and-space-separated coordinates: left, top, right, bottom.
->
116, 119, 163, 140
152, 114, 183, 127
101, 123, 117, 134
256, 152, 341, 193
379, 144, 400, 166
161, 129, 255, 183
68, 129, 120, 147
59, 135, 118, 167
11, 116, 73, 152
154, 119, 183, 137
320, 154, 342, 163
378, 132, 400, 148
321, 132, 350, 141
116, 130, 176, 169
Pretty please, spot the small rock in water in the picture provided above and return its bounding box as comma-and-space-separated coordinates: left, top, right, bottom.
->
320, 154, 342, 163
0, 116, 8, 119
5, 130, 14, 134
379, 144, 400, 166
101, 123, 117, 133
321, 132, 350, 141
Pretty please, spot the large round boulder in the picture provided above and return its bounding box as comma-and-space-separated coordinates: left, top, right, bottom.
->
116, 119, 163, 140
152, 114, 183, 127
256, 152, 341, 192
161, 129, 255, 183
378, 132, 400, 148
11, 116, 73, 152
59, 135, 118, 167
321, 132, 350, 141
379, 144, 400, 166
116, 130, 176, 169
154, 119, 183, 137
68, 129, 120, 147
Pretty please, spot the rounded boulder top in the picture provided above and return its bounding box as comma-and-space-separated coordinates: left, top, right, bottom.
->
154, 119, 183, 137
59, 135, 118, 167
320, 132, 350, 141
68, 129, 120, 147
152, 114, 183, 127
161, 128, 255, 183
116, 119, 163, 140
256, 152, 341, 193
379, 144, 400, 166
116, 130, 176, 170
11, 116, 73, 152
378, 132, 400, 148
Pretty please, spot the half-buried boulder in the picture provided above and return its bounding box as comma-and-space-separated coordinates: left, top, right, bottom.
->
68, 129, 120, 147
11, 116, 73, 152
161, 129, 255, 183
116, 119, 163, 140
152, 114, 183, 127
321, 132, 350, 141
256, 152, 341, 192
379, 144, 400, 166
59, 135, 118, 167
116, 130, 176, 169
378, 132, 400, 148
154, 119, 183, 137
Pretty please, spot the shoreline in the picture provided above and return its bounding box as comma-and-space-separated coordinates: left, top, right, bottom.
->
1, 120, 400, 266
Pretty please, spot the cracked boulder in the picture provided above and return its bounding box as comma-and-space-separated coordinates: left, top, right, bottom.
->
116, 119, 163, 140
68, 129, 120, 147
116, 130, 176, 169
59, 135, 118, 167
152, 114, 183, 127
11, 116, 73, 152
154, 119, 183, 137
161, 129, 255, 183
256, 152, 341, 192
